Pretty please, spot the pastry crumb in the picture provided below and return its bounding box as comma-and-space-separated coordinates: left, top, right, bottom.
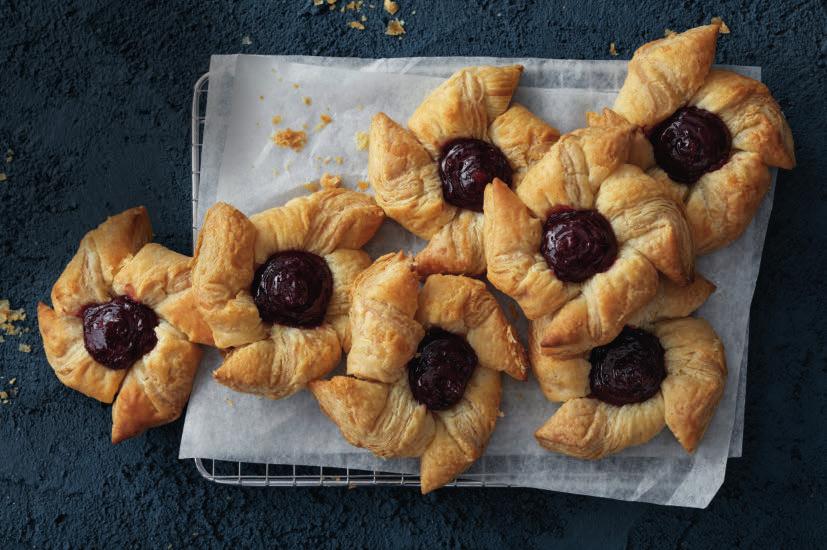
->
1, 299, 26, 337
0, 172, 6, 183
18, 343, 31, 353
609, 42, 618, 56
272, 128, 308, 151
335, 156, 344, 165
314, 0, 324, 5
357, 180, 370, 191
292, 83, 301, 89
320, 172, 342, 189
497, 410, 505, 418
385, 18, 405, 36
314, 113, 333, 132
303, 96, 313, 106
711, 16, 731, 34
360, 14, 367, 22
383, 0, 398, 15
241, 35, 252, 46
225, 398, 235, 407
271, 115, 283, 125
348, 21, 366, 30
322, 156, 332, 165
9, 378, 16, 385
354, 131, 369, 150
304, 182, 321, 192
4, 149, 12, 163
345, 0, 363, 10
664, 28, 677, 38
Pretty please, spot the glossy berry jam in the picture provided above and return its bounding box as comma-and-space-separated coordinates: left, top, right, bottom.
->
541, 208, 618, 283
82, 296, 159, 370
588, 326, 666, 406
438, 138, 513, 212
252, 250, 333, 328
408, 328, 478, 411
649, 106, 732, 184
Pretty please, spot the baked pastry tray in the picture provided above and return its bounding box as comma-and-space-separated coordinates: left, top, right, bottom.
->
184, 56, 771, 505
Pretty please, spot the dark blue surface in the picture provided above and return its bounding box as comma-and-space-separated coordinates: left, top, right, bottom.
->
2, 1, 825, 547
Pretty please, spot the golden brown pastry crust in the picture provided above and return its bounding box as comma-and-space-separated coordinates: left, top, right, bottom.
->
611, 25, 795, 254
310, 255, 526, 493
368, 65, 561, 276
483, 122, 694, 357
37, 207, 206, 443
191, 189, 383, 400
532, 277, 725, 459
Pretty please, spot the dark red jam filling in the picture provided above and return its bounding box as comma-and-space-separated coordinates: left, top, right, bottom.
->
541, 207, 618, 283
252, 250, 333, 328
438, 138, 513, 212
649, 106, 732, 184
81, 296, 159, 370
408, 328, 478, 411
588, 326, 666, 406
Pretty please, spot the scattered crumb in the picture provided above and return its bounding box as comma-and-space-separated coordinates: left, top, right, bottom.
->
9, 378, 16, 385
383, 0, 398, 15
225, 398, 235, 407
664, 28, 677, 38
314, 0, 324, 4
4, 149, 12, 163
609, 42, 618, 56
354, 131, 369, 150
385, 18, 405, 36
320, 172, 342, 188
259, 95, 264, 101
355, 103, 364, 111
328, 0, 337, 5
411, 9, 415, 14
0, 391, 6, 400
357, 180, 370, 191
0, 172, 6, 183
303, 96, 313, 106
18, 343, 31, 353
711, 16, 731, 34
271, 115, 283, 125
322, 156, 332, 165
292, 83, 300, 89
302, 123, 309, 130
360, 14, 367, 22
348, 21, 366, 30
304, 182, 321, 192
272, 128, 308, 152
314, 113, 333, 132
241, 35, 252, 46
497, 410, 505, 418
1, 299, 26, 337
345, 0, 363, 10
335, 156, 344, 165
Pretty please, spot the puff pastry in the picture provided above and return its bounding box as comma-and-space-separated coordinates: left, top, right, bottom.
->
610, 23, 795, 253
37, 207, 210, 443
369, 65, 561, 275
310, 252, 527, 493
191, 188, 384, 399
483, 120, 694, 358
533, 276, 726, 458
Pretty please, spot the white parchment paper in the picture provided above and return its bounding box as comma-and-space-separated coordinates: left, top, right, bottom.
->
181, 55, 774, 507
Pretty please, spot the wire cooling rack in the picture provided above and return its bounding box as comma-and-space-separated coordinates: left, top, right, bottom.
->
190, 72, 507, 489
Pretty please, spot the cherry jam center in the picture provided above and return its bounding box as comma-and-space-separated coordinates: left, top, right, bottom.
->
82, 296, 159, 370
588, 326, 666, 406
541, 208, 618, 283
408, 328, 478, 411
649, 106, 732, 184
252, 250, 333, 328
438, 138, 513, 212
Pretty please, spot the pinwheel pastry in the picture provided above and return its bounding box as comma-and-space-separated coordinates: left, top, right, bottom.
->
37, 207, 213, 443
483, 120, 694, 359
309, 252, 528, 493
369, 64, 561, 275
609, 22, 795, 254
532, 275, 726, 458
191, 188, 384, 399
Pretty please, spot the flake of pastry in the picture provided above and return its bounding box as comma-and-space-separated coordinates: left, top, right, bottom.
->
314, 0, 324, 5
711, 16, 730, 33
354, 131, 369, 150
1, 299, 26, 336
348, 21, 366, 30
0, 173, 6, 183
18, 343, 31, 353
357, 180, 370, 191
345, 0, 363, 10
609, 42, 618, 56
314, 113, 333, 132
335, 156, 344, 165
271, 115, 283, 125
360, 14, 367, 22
225, 398, 235, 407
303, 96, 312, 106
8, 378, 16, 385
4, 148, 12, 163
241, 35, 252, 46
320, 172, 343, 188
0, 391, 7, 399
272, 128, 308, 151
292, 83, 300, 89
384, 0, 398, 15
385, 18, 405, 36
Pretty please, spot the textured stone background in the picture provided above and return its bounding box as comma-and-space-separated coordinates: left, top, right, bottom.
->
1, 1, 825, 547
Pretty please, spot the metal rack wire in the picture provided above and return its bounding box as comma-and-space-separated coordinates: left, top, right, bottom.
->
190, 73, 506, 489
